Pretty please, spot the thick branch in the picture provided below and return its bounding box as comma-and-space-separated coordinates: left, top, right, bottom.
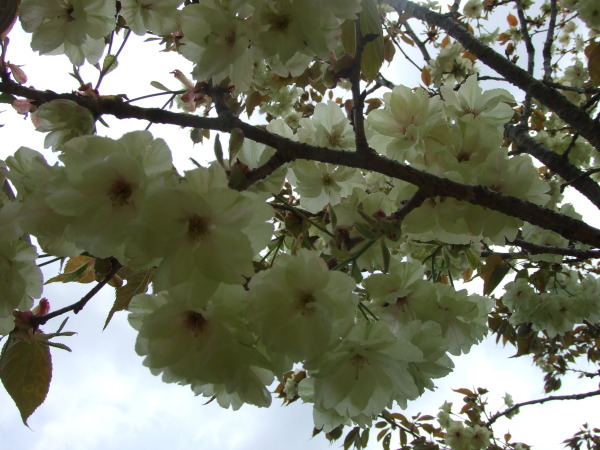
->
486, 389, 600, 427
3, 79, 600, 248
385, 0, 600, 150
505, 124, 600, 210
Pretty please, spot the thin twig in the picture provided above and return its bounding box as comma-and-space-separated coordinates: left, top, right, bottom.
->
400, 18, 431, 62
31, 258, 122, 327
388, 190, 427, 221
510, 238, 600, 259
486, 389, 600, 427
515, 0, 535, 125
350, 19, 372, 154
542, 0, 558, 81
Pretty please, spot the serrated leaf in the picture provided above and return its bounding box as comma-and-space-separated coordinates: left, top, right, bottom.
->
359, 0, 384, 80
0, 92, 16, 104
479, 254, 510, 295
341, 19, 356, 55
150, 81, 170, 91
383, 432, 391, 450
506, 13, 518, 27
104, 268, 153, 329
400, 34, 414, 46
361, 428, 370, 447
587, 42, 600, 86
381, 239, 390, 273
45, 256, 95, 284
102, 54, 118, 75
0, 333, 52, 425
383, 37, 395, 63
351, 262, 363, 283
214, 134, 224, 166
190, 128, 204, 144
453, 387, 475, 396
229, 128, 244, 161
377, 427, 389, 441
421, 67, 432, 86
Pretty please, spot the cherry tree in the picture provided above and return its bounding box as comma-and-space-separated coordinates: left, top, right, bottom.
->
0, 0, 599, 448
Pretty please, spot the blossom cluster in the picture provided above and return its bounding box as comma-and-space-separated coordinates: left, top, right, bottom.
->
502, 274, 600, 337
367, 76, 549, 244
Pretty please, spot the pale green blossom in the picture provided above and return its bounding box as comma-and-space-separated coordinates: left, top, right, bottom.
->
32, 100, 95, 150
120, 0, 182, 36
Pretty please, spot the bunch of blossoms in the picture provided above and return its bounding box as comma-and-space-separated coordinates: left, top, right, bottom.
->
31, 100, 96, 151
502, 275, 600, 337
368, 77, 549, 244
127, 162, 273, 289
128, 248, 360, 412
520, 204, 586, 263
19, 0, 116, 65
234, 119, 291, 198
289, 101, 365, 213
128, 282, 275, 408
437, 402, 494, 449
364, 258, 494, 355
426, 42, 477, 87
328, 187, 400, 271
179, 0, 362, 92
4, 148, 81, 257
296, 318, 453, 430
572, 0, 600, 29
119, 0, 182, 37
0, 168, 42, 334
38, 132, 175, 266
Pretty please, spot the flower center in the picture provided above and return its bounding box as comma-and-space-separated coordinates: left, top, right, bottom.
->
321, 173, 335, 186
64, 5, 75, 22
182, 311, 207, 337
296, 292, 316, 314
267, 13, 291, 32
108, 178, 133, 206
186, 214, 211, 242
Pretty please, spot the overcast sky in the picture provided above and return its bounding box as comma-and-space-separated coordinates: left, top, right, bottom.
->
1, 11, 598, 450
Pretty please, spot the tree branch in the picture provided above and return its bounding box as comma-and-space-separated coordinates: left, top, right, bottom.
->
515, 0, 534, 124
510, 238, 600, 258
384, 0, 600, 151
486, 389, 600, 427
542, 0, 558, 82
30, 258, 122, 327
505, 124, 600, 210
350, 20, 372, 154
3, 79, 600, 247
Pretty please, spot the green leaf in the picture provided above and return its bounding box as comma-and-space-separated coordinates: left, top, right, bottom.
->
45, 256, 94, 284
102, 54, 118, 75
479, 254, 510, 295
0, 333, 52, 425
0, 92, 16, 104
150, 81, 170, 91
382, 432, 391, 450
380, 239, 390, 274
359, 0, 384, 80
190, 128, 204, 144
351, 262, 363, 283
360, 428, 370, 448
228, 128, 245, 161
341, 19, 356, 55
104, 268, 153, 329
214, 134, 224, 166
